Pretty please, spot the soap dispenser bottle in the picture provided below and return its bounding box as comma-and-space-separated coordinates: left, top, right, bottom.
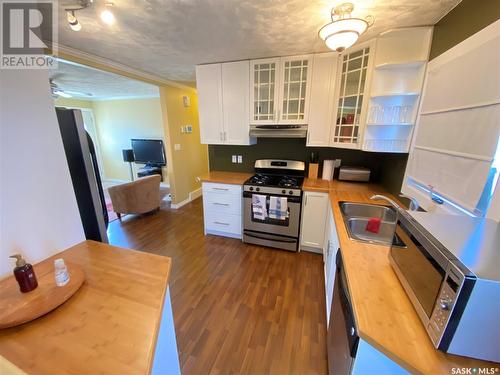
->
10, 254, 38, 293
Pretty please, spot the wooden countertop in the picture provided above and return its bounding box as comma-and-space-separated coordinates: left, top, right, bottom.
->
328, 188, 496, 374
303, 177, 386, 194
0, 240, 171, 375
200, 171, 252, 185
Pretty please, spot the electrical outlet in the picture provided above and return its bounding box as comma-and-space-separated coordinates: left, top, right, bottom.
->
334, 159, 341, 167
237, 155, 242, 163
232, 155, 237, 163
186, 124, 193, 133
174, 144, 181, 151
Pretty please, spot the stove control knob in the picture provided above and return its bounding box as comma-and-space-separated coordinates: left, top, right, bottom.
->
439, 298, 453, 311
256, 187, 260, 192
289, 190, 294, 195
249, 187, 254, 191
282, 190, 286, 194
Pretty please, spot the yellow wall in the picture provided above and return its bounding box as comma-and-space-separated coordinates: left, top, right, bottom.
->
159, 86, 208, 204
92, 97, 167, 181
54, 97, 93, 109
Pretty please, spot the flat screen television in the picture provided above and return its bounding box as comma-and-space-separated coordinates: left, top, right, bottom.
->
131, 139, 166, 166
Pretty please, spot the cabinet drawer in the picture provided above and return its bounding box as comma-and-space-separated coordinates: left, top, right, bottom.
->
203, 192, 241, 215
204, 211, 241, 235
202, 182, 241, 196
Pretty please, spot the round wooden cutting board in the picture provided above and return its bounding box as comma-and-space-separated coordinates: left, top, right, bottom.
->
0, 262, 85, 329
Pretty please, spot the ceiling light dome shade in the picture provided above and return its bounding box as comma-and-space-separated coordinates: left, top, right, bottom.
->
319, 18, 368, 41
325, 30, 359, 52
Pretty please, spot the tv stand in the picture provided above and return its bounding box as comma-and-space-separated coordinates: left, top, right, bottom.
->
137, 165, 163, 181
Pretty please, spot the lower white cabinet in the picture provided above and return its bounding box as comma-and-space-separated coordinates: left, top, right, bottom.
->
202, 182, 242, 239
300, 191, 329, 253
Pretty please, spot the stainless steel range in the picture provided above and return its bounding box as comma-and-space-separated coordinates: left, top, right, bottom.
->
243, 159, 305, 251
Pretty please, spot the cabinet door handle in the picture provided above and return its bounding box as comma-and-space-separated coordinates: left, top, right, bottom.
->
304, 195, 308, 206
224, 131, 227, 141
212, 187, 229, 191
214, 221, 229, 226
212, 202, 229, 206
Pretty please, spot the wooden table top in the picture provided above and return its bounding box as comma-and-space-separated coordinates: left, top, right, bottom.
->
0, 240, 171, 375
200, 171, 253, 185
328, 189, 496, 374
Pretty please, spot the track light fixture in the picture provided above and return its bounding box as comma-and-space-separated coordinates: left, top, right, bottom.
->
100, 2, 115, 25
66, 11, 82, 31
64, 0, 116, 31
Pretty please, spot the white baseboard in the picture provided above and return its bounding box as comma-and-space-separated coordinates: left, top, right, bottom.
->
170, 197, 190, 209
189, 188, 202, 201
171, 188, 202, 209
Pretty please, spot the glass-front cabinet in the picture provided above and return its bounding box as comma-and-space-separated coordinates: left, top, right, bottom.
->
331, 46, 371, 148
250, 55, 312, 125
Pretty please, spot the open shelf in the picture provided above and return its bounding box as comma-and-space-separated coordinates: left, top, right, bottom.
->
366, 123, 413, 127
363, 139, 410, 153
375, 61, 426, 70
371, 92, 420, 98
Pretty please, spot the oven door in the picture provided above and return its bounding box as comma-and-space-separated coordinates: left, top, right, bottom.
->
243, 192, 301, 238
389, 212, 449, 330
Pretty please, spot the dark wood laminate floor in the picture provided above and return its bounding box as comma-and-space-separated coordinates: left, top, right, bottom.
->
107, 198, 327, 375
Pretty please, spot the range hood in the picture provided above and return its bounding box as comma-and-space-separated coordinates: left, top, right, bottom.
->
249, 124, 307, 138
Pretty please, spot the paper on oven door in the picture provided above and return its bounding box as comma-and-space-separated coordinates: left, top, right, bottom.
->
269, 196, 288, 220
252, 194, 268, 220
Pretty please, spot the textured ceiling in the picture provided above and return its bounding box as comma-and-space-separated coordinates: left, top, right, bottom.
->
49, 60, 159, 100
57, 0, 461, 84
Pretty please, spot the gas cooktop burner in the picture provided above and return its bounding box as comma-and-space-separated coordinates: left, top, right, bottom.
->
248, 173, 271, 185
278, 177, 299, 188
245, 174, 303, 189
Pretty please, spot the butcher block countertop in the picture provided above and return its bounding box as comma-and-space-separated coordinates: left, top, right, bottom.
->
321, 181, 496, 374
0, 240, 172, 375
200, 171, 252, 185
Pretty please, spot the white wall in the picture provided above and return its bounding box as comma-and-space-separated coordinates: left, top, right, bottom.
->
0, 69, 86, 278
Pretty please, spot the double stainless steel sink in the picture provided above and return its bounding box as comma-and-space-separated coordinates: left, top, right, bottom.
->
339, 202, 404, 247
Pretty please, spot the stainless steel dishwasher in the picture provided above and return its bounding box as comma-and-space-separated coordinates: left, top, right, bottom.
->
327, 251, 359, 375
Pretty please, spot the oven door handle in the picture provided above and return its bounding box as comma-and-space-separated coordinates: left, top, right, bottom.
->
243, 191, 302, 203
244, 232, 297, 243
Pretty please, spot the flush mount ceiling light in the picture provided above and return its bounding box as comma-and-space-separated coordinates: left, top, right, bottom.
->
318, 3, 373, 52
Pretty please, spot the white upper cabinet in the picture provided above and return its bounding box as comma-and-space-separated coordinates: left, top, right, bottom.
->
331, 43, 373, 149
197, 61, 254, 145
250, 58, 280, 124
221, 61, 251, 145
307, 53, 338, 147
196, 64, 224, 144
250, 55, 313, 125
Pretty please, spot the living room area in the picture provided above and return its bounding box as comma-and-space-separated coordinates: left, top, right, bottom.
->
51, 59, 180, 223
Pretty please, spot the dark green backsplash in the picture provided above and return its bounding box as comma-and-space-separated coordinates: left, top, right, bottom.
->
208, 138, 408, 196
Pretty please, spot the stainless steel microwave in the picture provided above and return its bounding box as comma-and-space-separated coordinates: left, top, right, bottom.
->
389, 210, 500, 363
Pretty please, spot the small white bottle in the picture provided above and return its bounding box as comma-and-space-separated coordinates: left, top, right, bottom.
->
54, 258, 70, 287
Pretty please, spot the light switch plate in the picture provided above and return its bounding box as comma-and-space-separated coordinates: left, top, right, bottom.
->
186, 125, 193, 133
237, 155, 242, 163
232, 155, 237, 163
174, 144, 181, 151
